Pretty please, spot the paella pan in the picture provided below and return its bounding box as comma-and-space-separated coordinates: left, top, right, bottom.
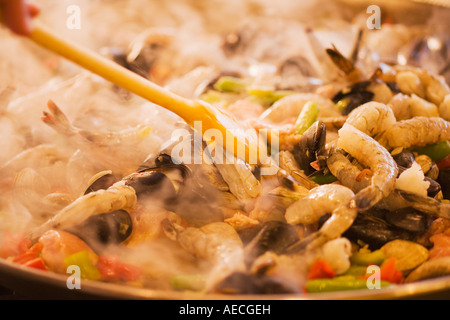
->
0, 0, 450, 300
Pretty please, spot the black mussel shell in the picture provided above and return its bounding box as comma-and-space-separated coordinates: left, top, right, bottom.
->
426, 178, 442, 198
437, 169, 450, 200
292, 120, 327, 175
84, 172, 118, 195
393, 151, 415, 168
343, 213, 414, 250
238, 221, 299, 267
332, 81, 374, 115
385, 208, 431, 234
125, 170, 177, 201
67, 209, 133, 253
213, 272, 301, 295
124, 165, 190, 203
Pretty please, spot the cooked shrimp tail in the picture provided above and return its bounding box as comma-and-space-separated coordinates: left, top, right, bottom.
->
42, 100, 78, 137
397, 190, 450, 220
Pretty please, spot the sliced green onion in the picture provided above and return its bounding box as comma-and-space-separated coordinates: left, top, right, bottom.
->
294, 101, 319, 135
213, 76, 247, 93
246, 88, 294, 107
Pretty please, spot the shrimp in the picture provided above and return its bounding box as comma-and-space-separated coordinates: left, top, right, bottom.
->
337, 123, 398, 211
392, 66, 450, 106
439, 94, 450, 121
278, 150, 318, 190
38, 229, 98, 274
326, 148, 371, 194
258, 93, 340, 125
388, 93, 439, 120
345, 101, 396, 137
161, 219, 245, 291
28, 180, 137, 241
215, 160, 261, 201
396, 190, 450, 220
284, 184, 357, 250
0, 144, 69, 177
42, 100, 160, 175
326, 148, 429, 212
378, 116, 450, 150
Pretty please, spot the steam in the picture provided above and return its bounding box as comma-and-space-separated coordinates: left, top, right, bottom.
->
0, 0, 444, 293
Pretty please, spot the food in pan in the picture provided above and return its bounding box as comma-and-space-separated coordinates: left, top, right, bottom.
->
1, 0, 450, 296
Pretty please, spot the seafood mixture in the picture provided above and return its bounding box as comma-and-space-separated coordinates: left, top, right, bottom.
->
1, 0, 450, 297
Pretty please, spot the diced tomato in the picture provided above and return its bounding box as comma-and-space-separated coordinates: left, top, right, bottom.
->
13, 251, 38, 264
97, 255, 142, 282
310, 160, 320, 171
437, 154, 450, 170
307, 259, 335, 280
379, 258, 403, 284
12, 242, 43, 264
0, 232, 32, 259
23, 257, 47, 271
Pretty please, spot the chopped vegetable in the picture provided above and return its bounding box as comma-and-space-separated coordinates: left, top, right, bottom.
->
97, 254, 142, 282
294, 101, 319, 135
336, 98, 349, 113
350, 249, 385, 266
64, 250, 101, 280
213, 76, 247, 93
170, 274, 207, 292
305, 276, 392, 293
23, 257, 47, 271
11, 242, 47, 271
343, 265, 368, 278
437, 154, 450, 170
246, 88, 294, 107
307, 258, 335, 280
412, 140, 450, 162
379, 258, 403, 284
309, 173, 338, 185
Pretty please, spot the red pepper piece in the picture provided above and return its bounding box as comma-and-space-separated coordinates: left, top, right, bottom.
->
307, 258, 335, 280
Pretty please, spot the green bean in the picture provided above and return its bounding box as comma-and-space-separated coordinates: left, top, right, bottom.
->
305, 276, 392, 293
213, 76, 247, 93
343, 265, 368, 277
294, 101, 319, 135
309, 173, 338, 185
350, 249, 385, 266
246, 88, 294, 107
